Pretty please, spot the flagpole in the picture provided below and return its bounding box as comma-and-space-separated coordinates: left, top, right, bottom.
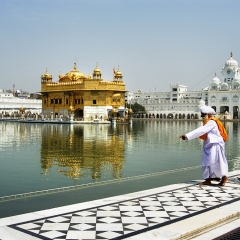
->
113, 67, 115, 80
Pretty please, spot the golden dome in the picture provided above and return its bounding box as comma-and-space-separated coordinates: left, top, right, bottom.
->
59, 63, 86, 82
93, 66, 101, 74
44, 71, 50, 77
113, 67, 123, 81
115, 69, 122, 77
92, 63, 102, 79
41, 69, 52, 79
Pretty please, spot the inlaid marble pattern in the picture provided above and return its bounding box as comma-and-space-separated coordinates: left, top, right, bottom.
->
10, 181, 240, 240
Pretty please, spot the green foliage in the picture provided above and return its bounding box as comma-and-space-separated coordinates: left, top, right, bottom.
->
126, 102, 146, 113
36, 94, 42, 99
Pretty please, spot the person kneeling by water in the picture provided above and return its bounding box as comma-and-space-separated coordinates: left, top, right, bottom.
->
179, 106, 228, 186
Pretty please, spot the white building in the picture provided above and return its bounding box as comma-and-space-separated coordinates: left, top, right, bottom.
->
0, 89, 42, 116
127, 53, 240, 120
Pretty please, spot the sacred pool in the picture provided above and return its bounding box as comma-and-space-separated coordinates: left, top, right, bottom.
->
0, 120, 239, 218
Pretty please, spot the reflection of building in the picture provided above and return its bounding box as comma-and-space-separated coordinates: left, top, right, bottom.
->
40, 63, 126, 120
126, 53, 240, 119
40, 124, 126, 180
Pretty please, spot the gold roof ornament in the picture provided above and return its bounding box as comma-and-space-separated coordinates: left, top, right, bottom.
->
128, 109, 133, 114
115, 69, 122, 77
114, 66, 123, 81
41, 68, 53, 81
69, 106, 74, 112
44, 69, 50, 76
94, 66, 101, 74
111, 108, 117, 113
92, 62, 102, 79
59, 62, 86, 82
58, 72, 63, 79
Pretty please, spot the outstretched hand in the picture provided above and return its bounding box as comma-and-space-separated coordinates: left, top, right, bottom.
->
179, 135, 187, 140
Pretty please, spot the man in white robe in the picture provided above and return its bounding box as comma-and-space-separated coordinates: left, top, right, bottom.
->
180, 106, 228, 186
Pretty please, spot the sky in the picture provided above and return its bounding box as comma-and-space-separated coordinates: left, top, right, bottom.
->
1, 0, 240, 94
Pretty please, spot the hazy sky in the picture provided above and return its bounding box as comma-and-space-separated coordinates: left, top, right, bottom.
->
1, 0, 240, 93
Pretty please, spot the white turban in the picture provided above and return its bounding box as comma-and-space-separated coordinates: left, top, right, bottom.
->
199, 106, 216, 114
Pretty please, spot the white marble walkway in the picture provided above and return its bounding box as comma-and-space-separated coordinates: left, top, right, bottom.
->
0, 170, 240, 240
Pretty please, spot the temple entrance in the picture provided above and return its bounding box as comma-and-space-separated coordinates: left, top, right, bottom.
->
75, 109, 84, 120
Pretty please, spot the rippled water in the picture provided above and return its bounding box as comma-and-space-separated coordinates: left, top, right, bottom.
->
0, 120, 240, 197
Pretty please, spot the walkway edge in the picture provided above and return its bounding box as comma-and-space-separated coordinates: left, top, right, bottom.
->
175, 211, 240, 240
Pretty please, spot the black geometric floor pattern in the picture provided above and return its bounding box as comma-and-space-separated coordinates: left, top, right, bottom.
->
10, 181, 240, 240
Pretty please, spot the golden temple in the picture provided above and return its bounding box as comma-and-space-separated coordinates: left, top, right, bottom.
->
40, 63, 127, 120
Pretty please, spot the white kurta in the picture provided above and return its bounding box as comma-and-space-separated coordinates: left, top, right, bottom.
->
186, 120, 228, 179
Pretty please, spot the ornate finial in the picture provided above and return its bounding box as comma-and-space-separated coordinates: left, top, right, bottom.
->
74, 62, 77, 70
96, 62, 98, 67
231, 52, 233, 58
215, 73, 216, 77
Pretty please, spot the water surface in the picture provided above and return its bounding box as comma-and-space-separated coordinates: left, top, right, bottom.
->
1, 120, 239, 197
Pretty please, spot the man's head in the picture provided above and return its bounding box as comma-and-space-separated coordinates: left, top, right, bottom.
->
199, 106, 215, 120
200, 112, 212, 120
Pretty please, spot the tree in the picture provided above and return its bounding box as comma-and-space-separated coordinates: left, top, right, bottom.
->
36, 94, 42, 100
126, 102, 146, 114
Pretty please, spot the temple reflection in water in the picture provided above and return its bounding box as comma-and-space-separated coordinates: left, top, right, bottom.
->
1, 120, 240, 193
40, 124, 131, 180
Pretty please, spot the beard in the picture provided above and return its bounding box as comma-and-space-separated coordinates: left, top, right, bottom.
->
202, 115, 208, 121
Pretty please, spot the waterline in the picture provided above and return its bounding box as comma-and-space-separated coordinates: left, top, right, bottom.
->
0, 165, 202, 202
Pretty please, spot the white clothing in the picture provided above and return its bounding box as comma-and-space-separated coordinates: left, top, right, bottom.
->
186, 120, 228, 179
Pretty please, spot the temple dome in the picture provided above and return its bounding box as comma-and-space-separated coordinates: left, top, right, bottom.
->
198, 99, 205, 107
233, 74, 240, 86
233, 80, 240, 86
93, 66, 101, 74
211, 74, 221, 85
115, 69, 122, 77
59, 63, 86, 82
221, 82, 228, 90
41, 69, 52, 81
44, 71, 51, 77
225, 53, 238, 68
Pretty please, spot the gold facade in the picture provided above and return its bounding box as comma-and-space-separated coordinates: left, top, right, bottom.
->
40, 63, 127, 120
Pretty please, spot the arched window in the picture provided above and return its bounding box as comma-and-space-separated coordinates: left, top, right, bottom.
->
233, 95, 239, 102
211, 96, 216, 102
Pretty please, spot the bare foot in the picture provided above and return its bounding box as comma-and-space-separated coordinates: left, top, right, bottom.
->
210, 178, 221, 182
218, 176, 228, 186
199, 180, 211, 186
